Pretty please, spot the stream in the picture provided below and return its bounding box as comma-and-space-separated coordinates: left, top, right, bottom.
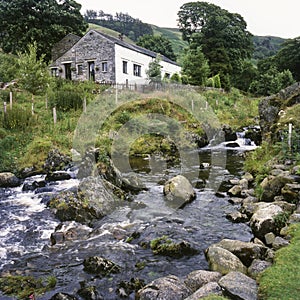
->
0, 144, 255, 299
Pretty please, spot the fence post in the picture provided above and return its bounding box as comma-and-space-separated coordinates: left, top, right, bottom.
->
288, 123, 293, 152
191, 99, 194, 112
115, 86, 118, 104
83, 96, 87, 113
53, 107, 57, 125
3, 102, 7, 114
9, 91, 12, 110
45, 94, 48, 109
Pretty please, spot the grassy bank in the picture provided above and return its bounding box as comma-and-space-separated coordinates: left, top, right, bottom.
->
0, 83, 260, 174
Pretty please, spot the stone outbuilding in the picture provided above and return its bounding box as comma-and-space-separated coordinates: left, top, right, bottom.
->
51, 30, 181, 85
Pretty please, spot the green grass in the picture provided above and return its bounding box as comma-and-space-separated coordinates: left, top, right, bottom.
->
258, 223, 300, 299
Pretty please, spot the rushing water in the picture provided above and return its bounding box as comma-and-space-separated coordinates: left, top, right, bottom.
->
0, 147, 254, 299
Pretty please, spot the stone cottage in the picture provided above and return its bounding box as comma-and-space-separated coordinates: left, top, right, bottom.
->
50, 30, 181, 85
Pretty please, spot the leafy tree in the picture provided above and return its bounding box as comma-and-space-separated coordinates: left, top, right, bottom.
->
275, 37, 300, 81
146, 55, 162, 83
0, 51, 18, 83
137, 35, 177, 61
181, 46, 210, 86
170, 73, 181, 83
249, 67, 295, 96
178, 2, 253, 87
17, 43, 52, 95
0, 0, 88, 61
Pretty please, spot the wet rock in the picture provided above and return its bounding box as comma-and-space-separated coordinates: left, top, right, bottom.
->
226, 142, 240, 148
281, 183, 300, 203
45, 172, 71, 182
163, 175, 196, 208
83, 256, 121, 276
219, 271, 258, 300
205, 246, 247, 275
242, 172, 254, 183
248, 259, 272, 279
212, 239, 268, 267
272, 236, 289, 250
116, 278, 145, 298
184, 270, 222, 293
22, 180, 46, 191
50, 293, 78, 300
222, 124, 237, 141
226, 211, 248, 223
0, 172, 21, 188
228, 185, 243, 197
78, 282, 103, 300
150, 236, 198, 258
136, 275, 190, 300
245, 128, 262, 146
49, 177, 121, 225
229, 197, 244, 205
250, 202, 283, 241
260, 176, 293, 202
240, 202, 257, 218
50, 221, 92, 245
44, 149, 71, 173
121, 172, 147, 193
185, 282, 223, 300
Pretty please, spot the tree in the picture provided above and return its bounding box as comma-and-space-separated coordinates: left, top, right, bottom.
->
0, 51, 17, 83
181, 46, 210, 86
0, 0, 88, 61
17, 42, 52, 95
178, 2, 253, 87
275, 37, 300, 81
146, 55, 162, 83
137, 35, 177, 61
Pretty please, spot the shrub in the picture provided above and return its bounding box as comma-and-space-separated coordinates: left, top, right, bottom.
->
1, 106, 34, 130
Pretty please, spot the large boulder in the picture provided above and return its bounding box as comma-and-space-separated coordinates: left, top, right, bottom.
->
250, 202, 283, 241
219, 271, 258, 300
248, 259, 272, 279
163, 175, 196, 208
43, 149, 71, 172
260, 176, 293, 202
184, 270, 222, 293
205, 246, 247, 275
213, 239, 268, 267
0, 172, 20, 188
136, 275, 190, 300
49, 176, 122, 225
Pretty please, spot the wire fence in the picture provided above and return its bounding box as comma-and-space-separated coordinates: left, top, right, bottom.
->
280, 126, 300, 158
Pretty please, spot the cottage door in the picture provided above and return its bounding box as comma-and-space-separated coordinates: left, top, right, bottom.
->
88, 61, 95, 81
64, 63, 72, 80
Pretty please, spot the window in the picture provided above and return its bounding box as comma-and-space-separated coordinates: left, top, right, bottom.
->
77, 64, 83, 75
122, 61, 128, 74
102, 62, 108, 72
51, 68, 59, 77
133, 64, 141, 77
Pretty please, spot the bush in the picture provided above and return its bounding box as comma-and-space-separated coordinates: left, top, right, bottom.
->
1, 106, 34, 130
48, 89, 83, 111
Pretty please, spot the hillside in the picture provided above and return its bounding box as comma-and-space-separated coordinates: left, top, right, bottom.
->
253, 35, 286, 60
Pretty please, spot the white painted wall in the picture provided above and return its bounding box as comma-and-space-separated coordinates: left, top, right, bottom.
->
115, 44, 181, 85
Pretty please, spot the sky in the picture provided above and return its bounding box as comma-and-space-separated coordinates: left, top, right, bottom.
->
77, 0, 300, 39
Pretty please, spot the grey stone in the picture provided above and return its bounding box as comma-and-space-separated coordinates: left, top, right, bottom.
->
248, 259, 272, 279
0, 172, 20, 188
205, 246, 247, 275
264, 232, 276, 246
184, 270, 222, 292
219, 271, 258, 300
137, 275, 190, 300
226, 211, 249, 223
213, 239, 268, 267
185, 282, 223, 300
163, 175, 196, 208
228, 185, 243, 197
272, 236, 289, 250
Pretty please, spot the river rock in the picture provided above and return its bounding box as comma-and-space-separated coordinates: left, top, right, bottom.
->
228, 185, 243, 197
212, 239, 268, 267
22, 180, 46, 191
163, 175, 196, 208
272, 236, 289, 250
0, 172, 20, 188
260, 176, 293, 202
250, 202, 283, 241
43, 149, 71, 172
248, 259, 272, 279
205, 246, 247, 275
49, 177, 121, 225
184, 270, 222, 293
45, 171, 71, 182
136, 275, 190, 300
83, 256, 121, 276
219, 271, 258, 300
226, 211, 249, 223
222, 124, 237, 141
50, 293, 78, 300
281, 183, 300, 203
185, 282, 223, 300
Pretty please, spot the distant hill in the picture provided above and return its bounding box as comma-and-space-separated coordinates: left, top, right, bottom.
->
253, 36, 286, 60
88, 23, 286, 62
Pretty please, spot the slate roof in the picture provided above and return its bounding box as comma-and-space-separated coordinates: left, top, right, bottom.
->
92, 30, 179, 66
